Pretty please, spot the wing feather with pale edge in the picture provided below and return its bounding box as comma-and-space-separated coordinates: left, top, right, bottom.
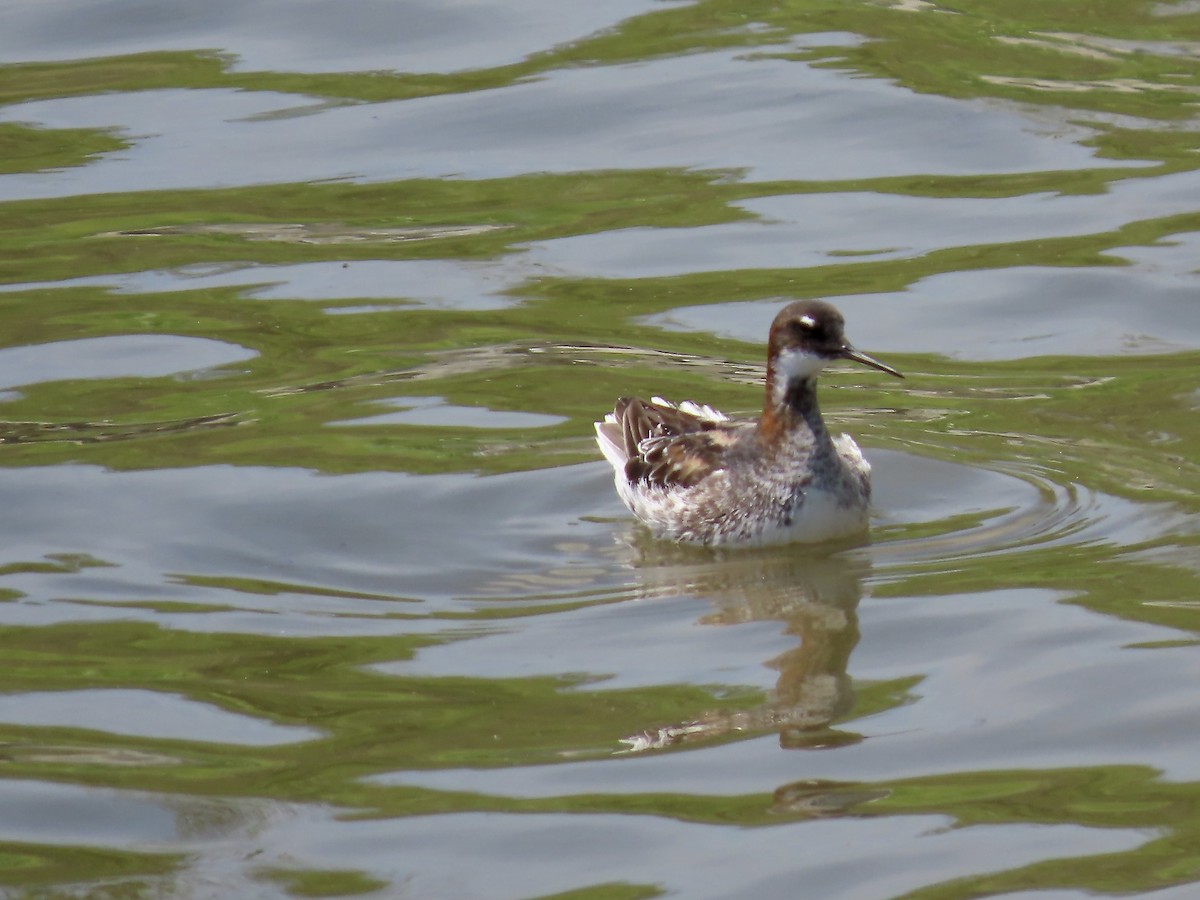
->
611, 396, 742, 489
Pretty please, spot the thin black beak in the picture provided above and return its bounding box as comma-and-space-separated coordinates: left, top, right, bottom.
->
840, 345, 904, 379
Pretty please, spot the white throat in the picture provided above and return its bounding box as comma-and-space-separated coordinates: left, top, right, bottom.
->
771, 347, 830, 405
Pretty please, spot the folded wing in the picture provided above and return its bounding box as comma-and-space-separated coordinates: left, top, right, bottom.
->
596, 396, 743, 490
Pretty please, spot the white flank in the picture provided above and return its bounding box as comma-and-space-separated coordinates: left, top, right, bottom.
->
594, 417, 628, 473
749, 488, 868, 546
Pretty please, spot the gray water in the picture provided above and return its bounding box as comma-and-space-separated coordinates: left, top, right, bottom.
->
1, 2, 1199, 898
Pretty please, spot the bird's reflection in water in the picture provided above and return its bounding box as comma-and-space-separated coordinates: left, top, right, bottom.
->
619, 533, 869, 753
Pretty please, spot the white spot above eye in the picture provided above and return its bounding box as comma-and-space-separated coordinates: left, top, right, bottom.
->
798, 315, 817, 329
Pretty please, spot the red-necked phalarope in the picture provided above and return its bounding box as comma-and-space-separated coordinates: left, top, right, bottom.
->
595, 299, 903, 546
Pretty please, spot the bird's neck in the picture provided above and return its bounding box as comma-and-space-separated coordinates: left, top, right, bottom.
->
761, 376, 828, 444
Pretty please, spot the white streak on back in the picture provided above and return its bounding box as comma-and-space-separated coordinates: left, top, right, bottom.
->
677, 401, 728, 423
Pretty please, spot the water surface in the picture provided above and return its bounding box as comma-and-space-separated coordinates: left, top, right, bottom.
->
1, 1, 1199, 897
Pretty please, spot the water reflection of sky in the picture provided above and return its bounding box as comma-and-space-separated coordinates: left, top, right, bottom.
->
0, 0, 662, 72
649, 259, 1200, 359
12, 174, 1200, 324
0, 47, 1132, 200
0, 335, 257, 390
0, 689, 317, 744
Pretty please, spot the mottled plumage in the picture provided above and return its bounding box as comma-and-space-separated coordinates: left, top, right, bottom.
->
595, 300, 903, 546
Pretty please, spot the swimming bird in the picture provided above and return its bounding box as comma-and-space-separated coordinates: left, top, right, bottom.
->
595, 299, 903, 546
